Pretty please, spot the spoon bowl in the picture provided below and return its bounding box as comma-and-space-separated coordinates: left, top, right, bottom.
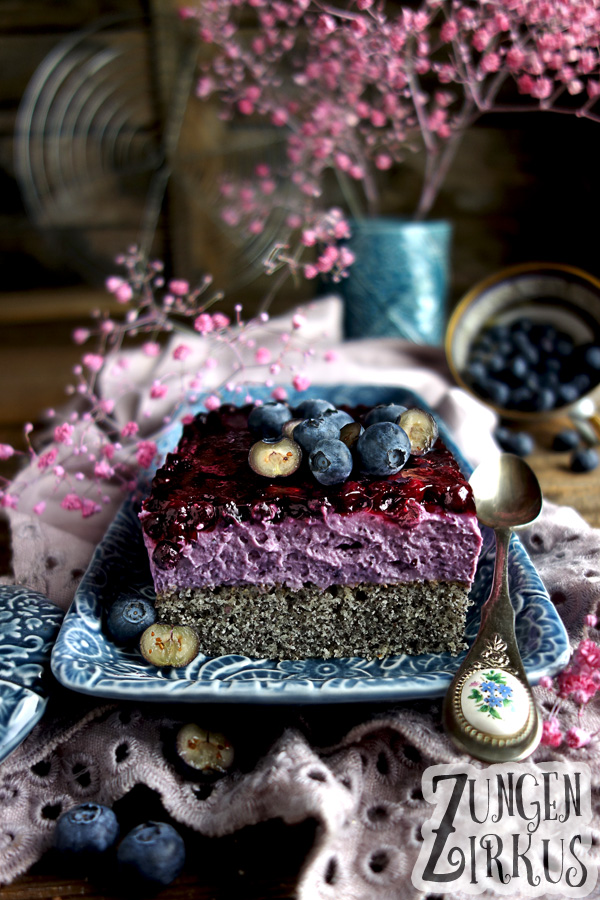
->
469, 453, 543, 530
443, 454, 544, 762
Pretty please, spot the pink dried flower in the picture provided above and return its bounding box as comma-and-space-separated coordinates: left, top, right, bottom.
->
105, 276, 122, 293
538, 675, 554, 690
292, 374, 311, 392
33, 501, 46, 516
83, 354, 104, 373
169, 279, 189, 296
37, 453, 58, 476
575, 639, 600, 668
588, 80, 600, 99
585, 614, 598, 628
61, 493, 82, 512
190, 0, 600, 279
81, 498, 102, 518
121, 421, 139, 438
541, 717, 563, 748
0, 444, 15, 461
143, 342, 161, 357
211, 312, 230, 329
173, 344, 193, 361
150, 381, 168, 399
565, 726, 592, 749
204, 394, 221, 412
194, 313, 214, 334
440, 20, 458, 41
272, 387, 288, 401
556, 670, 598, 704
136, 440, 158, 469
54, 423, 74, 446
94, 460, 114, 479
115, 283, 133, 304
375, 153, 393, 170
255, 347, 272, 364
73, 328, 90, 345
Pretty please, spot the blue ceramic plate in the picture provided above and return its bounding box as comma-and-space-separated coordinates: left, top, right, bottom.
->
51, 386, 570, 704
0, 585, 65, 761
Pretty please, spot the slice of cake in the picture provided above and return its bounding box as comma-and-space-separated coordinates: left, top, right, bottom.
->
139, 402, 482, 659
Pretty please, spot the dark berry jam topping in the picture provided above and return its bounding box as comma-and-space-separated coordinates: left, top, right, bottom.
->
141, 404, 476, 548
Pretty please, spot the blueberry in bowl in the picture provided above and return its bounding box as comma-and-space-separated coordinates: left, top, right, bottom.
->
446, 263, 600, 421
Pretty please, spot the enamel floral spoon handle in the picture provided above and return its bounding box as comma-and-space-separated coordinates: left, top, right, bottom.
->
443, 454, 543, 762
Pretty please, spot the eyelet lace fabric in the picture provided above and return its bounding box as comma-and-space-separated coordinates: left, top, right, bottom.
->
2, 499, 600, 898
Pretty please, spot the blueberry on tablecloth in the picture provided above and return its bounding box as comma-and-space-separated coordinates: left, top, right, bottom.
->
493, 426, 534, 457
53, 803, 119, 855
117, 821, 185, 887
552, 429, 580, 452
570, 447, 599, 473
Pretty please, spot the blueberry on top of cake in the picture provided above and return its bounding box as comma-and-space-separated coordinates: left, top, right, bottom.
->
139, 400, 482, 659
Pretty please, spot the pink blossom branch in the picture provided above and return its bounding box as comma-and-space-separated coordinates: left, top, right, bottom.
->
0, 249, 335, 517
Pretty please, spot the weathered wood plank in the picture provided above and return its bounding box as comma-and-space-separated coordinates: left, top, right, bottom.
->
0, 0, 144, 34
0, 287, 110, 323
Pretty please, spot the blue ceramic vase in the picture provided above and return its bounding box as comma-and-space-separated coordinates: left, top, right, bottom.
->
339, 218, 451, 345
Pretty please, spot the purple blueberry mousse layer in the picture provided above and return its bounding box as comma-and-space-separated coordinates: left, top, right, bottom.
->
141, 505, 482, 594
140, 403, 482, 601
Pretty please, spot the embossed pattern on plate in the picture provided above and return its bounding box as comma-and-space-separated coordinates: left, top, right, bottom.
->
0, 585, 65, 761
51, 386, 570, 704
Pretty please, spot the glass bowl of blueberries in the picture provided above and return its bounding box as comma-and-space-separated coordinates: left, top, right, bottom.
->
445, 262, 600, 469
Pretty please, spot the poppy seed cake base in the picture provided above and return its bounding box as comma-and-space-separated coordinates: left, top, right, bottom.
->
155, 581, 472, 659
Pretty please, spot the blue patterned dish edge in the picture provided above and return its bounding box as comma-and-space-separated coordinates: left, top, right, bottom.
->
0, 585, 65, 762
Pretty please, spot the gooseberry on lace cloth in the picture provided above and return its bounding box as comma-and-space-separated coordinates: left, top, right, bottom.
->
2, 500, 600, 899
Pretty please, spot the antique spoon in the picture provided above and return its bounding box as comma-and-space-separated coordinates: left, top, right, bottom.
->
443, 453, 544, 762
